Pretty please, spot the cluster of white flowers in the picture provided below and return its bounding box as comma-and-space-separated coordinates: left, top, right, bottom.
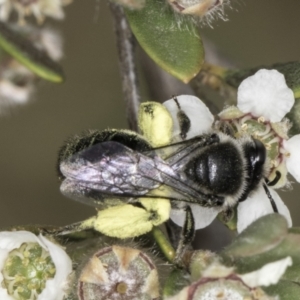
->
0, 26, 63, 114
0, 0, 71, 24
164, 69, 298, 233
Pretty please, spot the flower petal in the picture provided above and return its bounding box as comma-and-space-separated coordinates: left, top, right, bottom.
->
283, 134, 300, 182
163, 95, 214, 140
170, 204, 219, 230
237, 69, 294, 122
239, 256, 292, 288
237, 187, 292, 233
38, 235, 72, 300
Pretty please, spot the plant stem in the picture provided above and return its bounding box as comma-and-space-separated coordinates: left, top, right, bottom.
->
109, 2, 140, 131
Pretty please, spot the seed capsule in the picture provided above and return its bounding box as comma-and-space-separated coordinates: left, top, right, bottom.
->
78, 245, 160, 300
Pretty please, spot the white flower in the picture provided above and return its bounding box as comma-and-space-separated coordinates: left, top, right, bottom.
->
0, 231, 72, 300
237, 69, 295, 123
283, 135, 300, 182
168, 257, 292, 300
163, 95, 214, 141
239, 256, 292, 288
0, 0, 72, 23
237, 186, 292, 233
235, 69, 300, 186
163, 92, 292, 233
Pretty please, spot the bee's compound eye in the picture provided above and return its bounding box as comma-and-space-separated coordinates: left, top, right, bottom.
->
252, 139, 266, 166
238, 138, 267, 202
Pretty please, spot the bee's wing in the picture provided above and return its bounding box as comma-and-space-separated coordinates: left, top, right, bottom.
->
60, 140, 210, 206
60, 141, 183, 204
146, 133, 217, 169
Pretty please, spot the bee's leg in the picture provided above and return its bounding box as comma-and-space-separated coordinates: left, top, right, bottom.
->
165, 219, 182, 250
263, 183, 278, 213
266, 171, 281, 187
42, 217, 96, 236
174, 205, 195, 264
172, 96, 191, 140
220, 207, 234, 223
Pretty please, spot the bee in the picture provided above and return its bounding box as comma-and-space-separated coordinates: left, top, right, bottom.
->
57, 99, 280, 258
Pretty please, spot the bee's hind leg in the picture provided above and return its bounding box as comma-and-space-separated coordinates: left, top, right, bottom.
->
174, 206, 195, 265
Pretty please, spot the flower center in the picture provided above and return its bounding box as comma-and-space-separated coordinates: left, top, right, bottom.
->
222, 114, 289, 182
2, 242, 56, 300
116, 281, 128, 294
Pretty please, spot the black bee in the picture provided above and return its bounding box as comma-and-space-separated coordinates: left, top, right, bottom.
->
57, 101, 280, 258
58, 129, 269, 211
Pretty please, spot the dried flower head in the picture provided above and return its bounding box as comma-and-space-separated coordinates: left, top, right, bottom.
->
77, 245, 160, 300
166, 0, 229, 24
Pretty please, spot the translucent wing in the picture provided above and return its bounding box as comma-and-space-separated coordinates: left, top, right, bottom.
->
60, 136, 222, 208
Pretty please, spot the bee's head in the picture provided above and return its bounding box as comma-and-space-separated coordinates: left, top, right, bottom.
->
239, 138, 267, 201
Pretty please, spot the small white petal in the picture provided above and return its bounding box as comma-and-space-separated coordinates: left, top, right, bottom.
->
283, 134, 300, 182
170, 204, 219, 229
38, 235, 72, 300
0, 80, 32, 104
240, 257, 292, 288
40, 29, 63, 61
237, 187, 292, 233
163, 95, 214, 140
237, 69, 294, 122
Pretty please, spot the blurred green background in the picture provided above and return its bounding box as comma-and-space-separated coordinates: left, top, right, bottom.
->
0, 0, 300, 228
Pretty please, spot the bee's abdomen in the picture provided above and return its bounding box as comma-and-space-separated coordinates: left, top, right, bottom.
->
186, 143, 244, 196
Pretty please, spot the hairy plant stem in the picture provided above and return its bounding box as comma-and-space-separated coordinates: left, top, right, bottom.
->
109, 2, 140, 132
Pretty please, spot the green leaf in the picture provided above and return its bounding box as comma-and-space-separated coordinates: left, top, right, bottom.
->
0, 22, 64, 83
222, 214, 288, 258
225, 233, 300, 283
163, 268, 190, 297
264, 280, 300, 300
125, 0, 204, 83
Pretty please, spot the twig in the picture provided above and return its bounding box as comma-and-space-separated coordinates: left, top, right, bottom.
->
109, 2, 140, 132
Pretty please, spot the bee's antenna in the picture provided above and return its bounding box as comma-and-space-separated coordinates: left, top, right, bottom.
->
263, 183, 278, 213
266, 171, 281, 187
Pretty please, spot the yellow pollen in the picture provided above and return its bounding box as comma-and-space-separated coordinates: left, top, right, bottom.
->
285, 152, 291, 157
271, 160, 279, 168
241, 123, 248, 131
264, 143, 271, 150
216, 289, 224, 298
258, 116, 265, 123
